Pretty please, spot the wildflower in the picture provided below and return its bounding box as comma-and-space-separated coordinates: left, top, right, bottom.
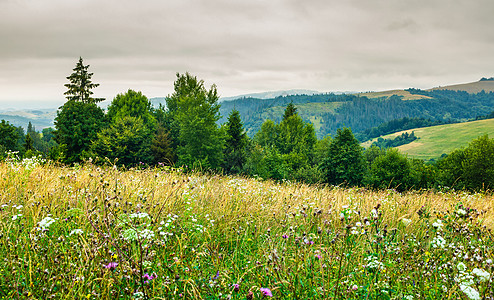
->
431, 235, 446, 248
69, 229, 84, 236
38, 217, 56, 230
143, 272, 157, 284
472, 268, 490, 282
233, 284, 240, 292
104, 262, 118, 270
457, 262, 467, 272
132, 292, 145, 300
213, 270, 220, 280
12, 214, 22, 221
282, 234, 288, 239
457, 208, 467, 216
401, 218, 412, 226
129, 212, 150, 219
460, 284, 480, 300
260, 288, 273, 297
432, 219, 443, 230
351, 285, 358, 291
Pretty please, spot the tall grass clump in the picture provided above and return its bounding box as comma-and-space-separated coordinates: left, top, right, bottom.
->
0, 158, 493, 299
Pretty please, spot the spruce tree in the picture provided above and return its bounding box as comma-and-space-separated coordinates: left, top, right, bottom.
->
320, 127, 366, 186
223, 109, 248, 173
64, 57, 104, 104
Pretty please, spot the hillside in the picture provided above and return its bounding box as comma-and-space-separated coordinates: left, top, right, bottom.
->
430, 78, 494, 93
356, 89, 432, 100
363, 118, 494, 160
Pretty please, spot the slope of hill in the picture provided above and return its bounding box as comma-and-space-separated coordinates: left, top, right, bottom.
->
430, 78, 494, 93
357, 89, 432, 100
363, 118, 494, 160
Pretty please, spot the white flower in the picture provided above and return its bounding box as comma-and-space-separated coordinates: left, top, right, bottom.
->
457, 208, 467, 216
472, 268, 490, 282
69, 229, 84, 236
431, 235, 446, 248
12, 214, 22, 221
371, 209, 378, 218
432, 219, 443, 230
457, 262, 467, 272
401, 218, 412, 227
129, 212, 149, 219
460, 284, 480, 300
404, 295, 414, 300
132, 291, 145, 300
38, 217, 56, 230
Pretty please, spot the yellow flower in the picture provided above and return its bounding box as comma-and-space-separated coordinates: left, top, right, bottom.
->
112, 254, 118, 260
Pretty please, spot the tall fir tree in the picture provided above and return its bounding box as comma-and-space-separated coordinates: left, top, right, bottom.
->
223, 109, 248, 173
64, 57, 104, 104
319, 127, 366, 186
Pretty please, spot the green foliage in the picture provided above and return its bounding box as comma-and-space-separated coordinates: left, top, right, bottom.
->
254, 119, 278, 148
64, 57, 104, 104
150, 125, 175, 166
223, 110, 248, 174
320, 128, 366, 186
282, 101, 297, 121
54, 101, 107, 164
0, 120, 20, 152
366, 148, 411, 191
90, 116, 153, 166
167, 73, 224, 170
106, 90, 156, 130
461, 135, 494, 190
438, 135, 494, 190
371, 131, 417, 149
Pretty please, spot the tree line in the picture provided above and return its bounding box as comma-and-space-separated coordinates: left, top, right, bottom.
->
1, 58, 494, 192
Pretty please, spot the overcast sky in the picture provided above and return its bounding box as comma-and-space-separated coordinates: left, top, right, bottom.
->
1, 0, 494, 108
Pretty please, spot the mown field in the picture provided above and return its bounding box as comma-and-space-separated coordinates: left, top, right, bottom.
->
362, 118, 494, 160
1, 158, 493, 299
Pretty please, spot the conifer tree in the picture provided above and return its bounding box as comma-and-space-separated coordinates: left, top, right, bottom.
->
223, 109, 248, 173
320, 127, 366, 186
64, 57, 104, 104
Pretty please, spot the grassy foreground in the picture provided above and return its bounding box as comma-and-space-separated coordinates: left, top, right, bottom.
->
1, 158, 493, 299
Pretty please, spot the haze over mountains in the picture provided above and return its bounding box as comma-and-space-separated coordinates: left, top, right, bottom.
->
2, 78, 494, 136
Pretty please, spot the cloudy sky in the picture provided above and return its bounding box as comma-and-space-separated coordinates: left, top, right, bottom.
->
1, 0, 494, 108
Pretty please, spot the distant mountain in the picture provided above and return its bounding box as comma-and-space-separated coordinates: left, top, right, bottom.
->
0, 109, 56, 130
430, 78, 494, 93
220, 89, 321, 102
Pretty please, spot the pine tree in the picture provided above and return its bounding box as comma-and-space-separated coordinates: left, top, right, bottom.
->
320, 127, 366, 186
64, 57, 104, 104
223, 109, 248, 173
283, 101, 297, 121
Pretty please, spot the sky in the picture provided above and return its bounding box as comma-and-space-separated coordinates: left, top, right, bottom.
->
1, 0, 494, 109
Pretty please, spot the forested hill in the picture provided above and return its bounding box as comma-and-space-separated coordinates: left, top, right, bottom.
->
219, 89, 494, 139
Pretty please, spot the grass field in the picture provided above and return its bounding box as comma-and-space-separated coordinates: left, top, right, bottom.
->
362, 119, 494, 160
356, 90, 432, 101
1, 157, 493, 299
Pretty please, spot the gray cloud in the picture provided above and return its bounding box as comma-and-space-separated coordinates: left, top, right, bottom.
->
1, 0, 494, 107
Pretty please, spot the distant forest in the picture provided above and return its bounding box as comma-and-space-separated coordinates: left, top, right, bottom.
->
219, 89, 494, 139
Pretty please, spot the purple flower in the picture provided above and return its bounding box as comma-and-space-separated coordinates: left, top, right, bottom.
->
213, 270, 220, 280
143, 272, 157, 284
282, 234, 289, 239
233, 284, 240, 292
104, 262, 118, 270
260, 287, 273, 297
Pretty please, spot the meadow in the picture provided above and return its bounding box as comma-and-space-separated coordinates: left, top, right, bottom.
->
1, 156, 493, 299
362, 118, 494, 160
